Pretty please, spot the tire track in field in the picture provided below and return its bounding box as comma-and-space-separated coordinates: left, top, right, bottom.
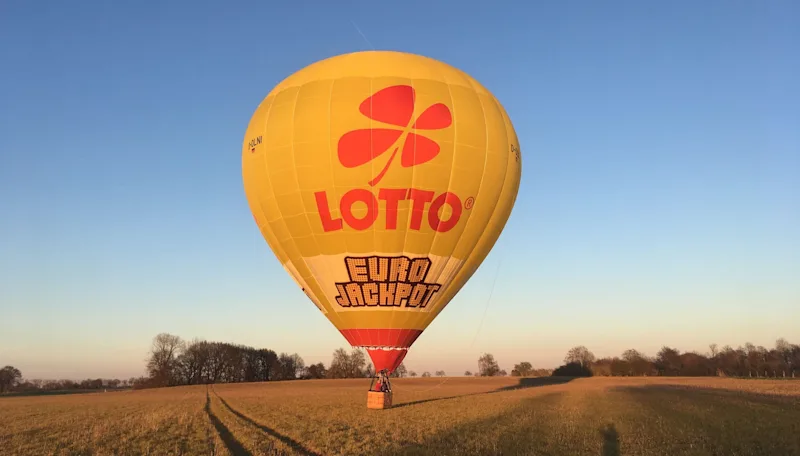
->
204, 390, 216, 456
211, 386, 322, 456
205, 386, 252, 456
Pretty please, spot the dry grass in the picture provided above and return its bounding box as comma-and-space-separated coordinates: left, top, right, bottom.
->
2, 377, 799, 455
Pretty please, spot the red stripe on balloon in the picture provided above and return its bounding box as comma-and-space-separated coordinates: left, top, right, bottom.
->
366, 349, 408, 374
339, 328, 423, 348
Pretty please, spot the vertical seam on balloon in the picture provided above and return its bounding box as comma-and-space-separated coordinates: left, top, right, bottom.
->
260, 94, 307, 307
433, 77, 511, 322
250, 95, 297, 307
254, 97, 277, 239
384, 78, 404, 346
245, 100, 269, 235
488, 95, 521, 214
367, 67, 380, 346
394, 75, 417, 344
435, 75, 491, 291
456, 91, 515, 294
378, 75, 394, 349
288, 83, 342, 324
480, 95, 521, 250
366, 67, 376, 349
325, 78, 350, 331
422, 64, 465, 323
306, 79, 342, 330
370, 72, 376, 260
396, 77, 422, 349
350, 62, 368, 347
260, 90, 342, 328
465, 96, 519, 282
328, 77, 364, 347
324, 77, 350, 338
421, 70, 456, 322
384, 75, 397, 347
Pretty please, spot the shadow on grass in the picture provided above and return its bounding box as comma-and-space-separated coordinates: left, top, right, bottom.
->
212, 387, 322, 456
205, 390, 252, 456
610, 383, 800, 405
495, 376, 575, 392
611, 384, 800, 456
600, 423, 620, 456
392, 376, 574, 409
380, 393, 567, 456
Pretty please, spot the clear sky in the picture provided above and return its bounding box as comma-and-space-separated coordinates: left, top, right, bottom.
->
1, 1, 798, 380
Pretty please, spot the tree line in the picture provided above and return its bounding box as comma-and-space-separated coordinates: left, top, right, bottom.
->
455, 338, 800, 380
3, 336, 797, 394
548, 338, 800, 378
141, 333, 407, 388
0, 365, 142, 394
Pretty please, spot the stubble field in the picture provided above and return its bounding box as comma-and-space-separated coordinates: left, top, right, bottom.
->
1, 376, 799, 456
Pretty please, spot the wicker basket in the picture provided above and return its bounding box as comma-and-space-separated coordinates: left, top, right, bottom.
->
367, 391, 393, 409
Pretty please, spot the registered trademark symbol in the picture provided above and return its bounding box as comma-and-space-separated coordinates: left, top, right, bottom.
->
465, 197, 475, 210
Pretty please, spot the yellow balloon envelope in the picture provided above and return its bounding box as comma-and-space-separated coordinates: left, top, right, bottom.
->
242, 50, 521, 374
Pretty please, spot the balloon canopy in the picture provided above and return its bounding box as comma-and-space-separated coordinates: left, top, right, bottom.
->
242, 50, 521, 374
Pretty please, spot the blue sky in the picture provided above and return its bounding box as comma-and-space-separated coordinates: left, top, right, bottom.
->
1, 0, 798, 379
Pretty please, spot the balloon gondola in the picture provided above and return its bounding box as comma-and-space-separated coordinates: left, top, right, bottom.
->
242, 50, 521, 408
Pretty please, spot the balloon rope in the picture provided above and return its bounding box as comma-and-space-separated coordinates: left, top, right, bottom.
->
393, 256, 504, 394
470, 256, 503, 349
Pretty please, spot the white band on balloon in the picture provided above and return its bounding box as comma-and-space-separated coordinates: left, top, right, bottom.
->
354, 346, 408, 351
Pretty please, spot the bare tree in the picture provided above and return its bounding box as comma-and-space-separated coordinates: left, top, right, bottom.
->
776, 338, 792, 376
306, 362, 327, 379
146, 333, 184, 386
257, 348, 279, 381
273, 352, 303, 380
390, 363, 407, 378
621, 349, 654, 376
435, 370, 446, 377
175, 339, 210, 385
327, 348, 369, 378
327, 348, 350, 378
0, 366, 22, 393
511, 362, 533, 377
421, 371, 431, 377
564, 346, 596, 367
349, 349, 369, 377
655, 346, 682, 376
478, 353, 500, 376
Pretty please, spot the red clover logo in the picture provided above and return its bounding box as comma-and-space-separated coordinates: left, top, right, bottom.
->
337, 85, 453, 186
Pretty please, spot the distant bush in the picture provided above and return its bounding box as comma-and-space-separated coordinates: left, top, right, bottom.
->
552, 362, 593, 377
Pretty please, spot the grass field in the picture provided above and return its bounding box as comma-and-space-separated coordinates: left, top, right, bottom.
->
1, 376, 799, 456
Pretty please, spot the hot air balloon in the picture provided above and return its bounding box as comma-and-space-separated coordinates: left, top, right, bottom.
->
242, 50, 521, 408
